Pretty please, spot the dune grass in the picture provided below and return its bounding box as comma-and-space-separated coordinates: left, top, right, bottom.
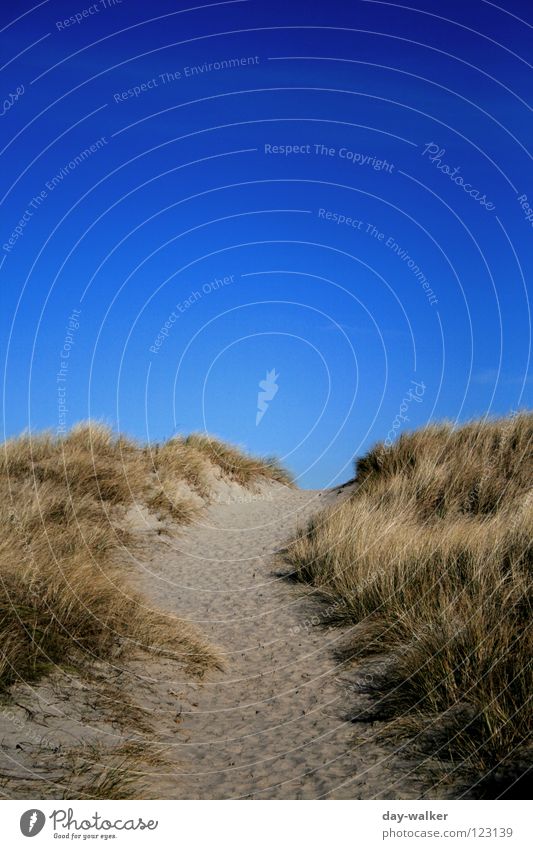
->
0, 423, 290, 693
285, 413, 532, 795
0, 741, 163, 801
182, 433, 293, 487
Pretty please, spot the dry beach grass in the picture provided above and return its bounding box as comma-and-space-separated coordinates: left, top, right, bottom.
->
0, 423, 296, 798
0, 423, 290, 692
1, 415, 530, 799
285, 413, 532, 795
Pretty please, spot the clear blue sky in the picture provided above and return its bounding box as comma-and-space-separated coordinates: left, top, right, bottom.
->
1, 0, 531, 487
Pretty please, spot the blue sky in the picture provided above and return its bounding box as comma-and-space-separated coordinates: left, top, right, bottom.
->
1, 0, 531, 486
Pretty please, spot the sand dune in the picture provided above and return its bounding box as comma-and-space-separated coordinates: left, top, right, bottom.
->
125, 479, 439, 799
2, 475, 441, 799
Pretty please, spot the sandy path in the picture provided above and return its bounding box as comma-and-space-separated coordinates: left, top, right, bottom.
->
134, 483, 431, 800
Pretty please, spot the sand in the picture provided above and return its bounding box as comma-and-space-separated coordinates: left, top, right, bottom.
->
128, 481, 442, 799
1, 481, 447, 799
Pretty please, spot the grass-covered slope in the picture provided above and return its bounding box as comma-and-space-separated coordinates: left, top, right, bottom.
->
285, 413, 532, 795
0, 423, 291, 692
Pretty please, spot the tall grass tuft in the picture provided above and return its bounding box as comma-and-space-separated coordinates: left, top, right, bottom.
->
183, 433, 294, 487
285, 413, 532, 795
0, 423, 291, 691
